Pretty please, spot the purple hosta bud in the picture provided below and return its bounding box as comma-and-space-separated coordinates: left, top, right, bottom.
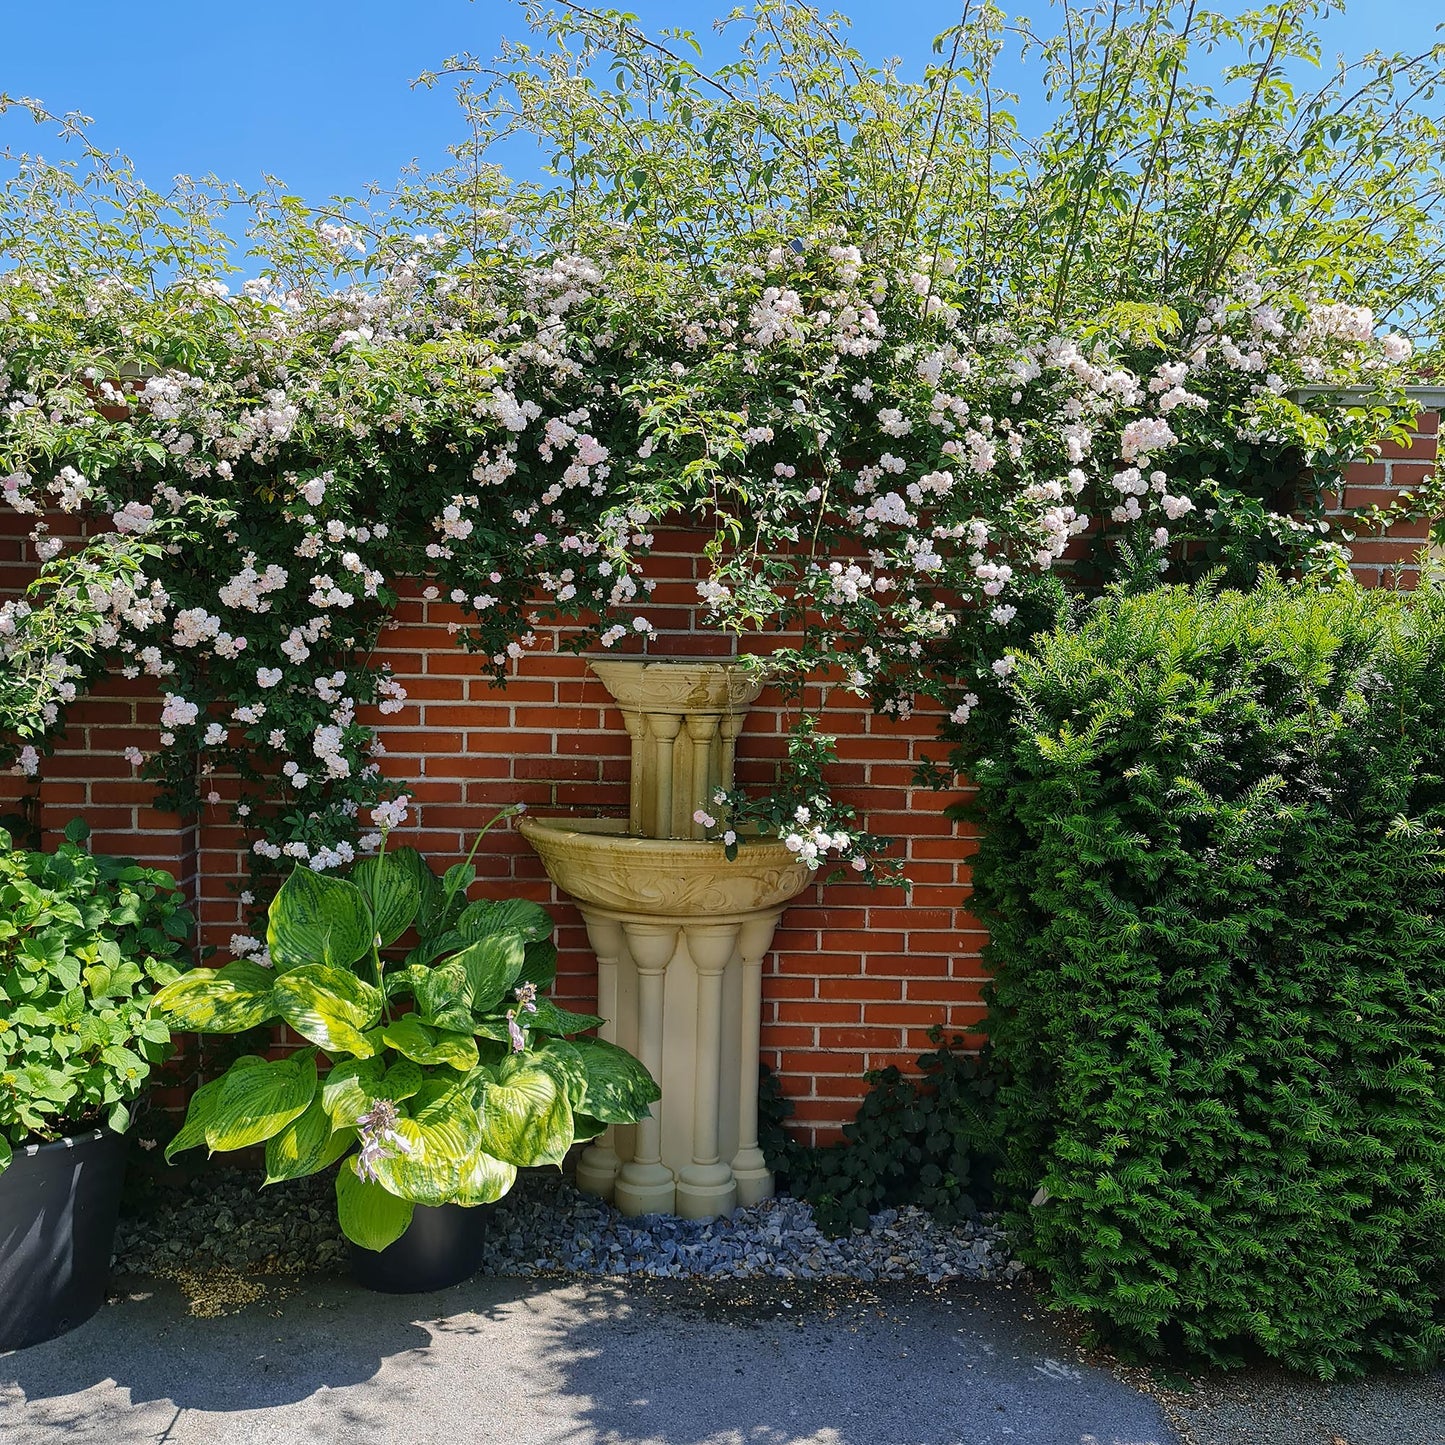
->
506, 1009, 527, 1053
514, 981, 538, 1015
355, 1098, 413, 1182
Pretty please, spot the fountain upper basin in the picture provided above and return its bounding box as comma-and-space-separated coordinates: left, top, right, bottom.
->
519, 816, 814, 918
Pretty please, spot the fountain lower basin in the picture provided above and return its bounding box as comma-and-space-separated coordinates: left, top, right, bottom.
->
519, 816, 812, 918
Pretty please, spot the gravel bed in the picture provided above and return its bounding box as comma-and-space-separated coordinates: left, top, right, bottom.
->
485, 1176, 1023, 1284
115, 1169, 349, 1282
114, 1167, 1023, 1287
1156, 1366, 1445, 1445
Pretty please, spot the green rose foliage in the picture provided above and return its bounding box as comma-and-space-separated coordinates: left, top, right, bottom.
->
965, 579, 1445, 1379
0, 818, 192, 1170
154, 820, 659, 1251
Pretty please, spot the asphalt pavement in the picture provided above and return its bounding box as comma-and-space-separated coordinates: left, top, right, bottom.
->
1, 1273, 1175, 1445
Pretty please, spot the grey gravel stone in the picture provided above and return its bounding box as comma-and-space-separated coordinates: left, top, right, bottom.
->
114, 1166, 1023, 1287
1154, 1365, 1445, 1445
477, 1174, 1022, 1284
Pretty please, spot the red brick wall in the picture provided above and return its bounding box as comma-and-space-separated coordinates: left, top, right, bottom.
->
1324, 409, 1439, 588
2, 418, 1437, 1141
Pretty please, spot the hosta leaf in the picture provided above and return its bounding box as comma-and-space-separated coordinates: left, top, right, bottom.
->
472, 1016, 515, 1045
321, 1056, 421, 1125
205, 1052, 318, 1152
350, 853, 421, 948
456, 897, 554, 944
272, 963, 383, 1057
568, 1036, 661, 1125
165, 1056, 267, 1162
389, 960, 474, 1031
403, 931, 463, 969
386, 847, 446, 932
528, 1000, 605, 1037
321, 1057, 385, 1126
518, 938, 559, 990
476, 1064, 573, 1168
384, 965, 421, 999
410, 1074, 473, 1122
267, 867, 373, 972
452, 1148, 517, 1206
523, 1039, 589, 1110
473, 1037, 510, 1071
165, 1074, 223, 1161
369, 1086, 483, 1205
264, 1095, 356, 1184
383, 1058, 424, 1101
381, 1015, 478, 1070
150, 961, 275, 1033
450, 932, 525, 1012
442, 862, 477, 898
336, 1158, 414, 1252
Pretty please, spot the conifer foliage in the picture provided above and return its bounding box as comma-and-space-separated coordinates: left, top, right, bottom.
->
965, 580, 1445, 1376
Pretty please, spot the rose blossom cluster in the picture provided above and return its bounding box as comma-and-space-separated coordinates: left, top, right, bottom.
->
0, 223, 1424, 890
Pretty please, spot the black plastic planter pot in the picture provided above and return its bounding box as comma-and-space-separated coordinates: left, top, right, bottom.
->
0, 1128, 128, 1352
349, 1202, 489, 1294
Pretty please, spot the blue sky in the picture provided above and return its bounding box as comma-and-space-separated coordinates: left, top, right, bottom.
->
2, 0, 1440, 205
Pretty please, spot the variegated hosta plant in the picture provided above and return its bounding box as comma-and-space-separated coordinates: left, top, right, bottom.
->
151, 824, 659, 1252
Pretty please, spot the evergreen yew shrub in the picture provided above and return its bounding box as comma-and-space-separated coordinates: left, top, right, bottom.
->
965, 580, 1445, 1377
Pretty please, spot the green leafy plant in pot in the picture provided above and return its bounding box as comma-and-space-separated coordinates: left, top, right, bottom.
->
152, 806, 660, 1292
0, 819, 192, 1350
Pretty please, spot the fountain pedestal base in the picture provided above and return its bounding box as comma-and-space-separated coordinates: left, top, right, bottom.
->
675, 1163, 738, 1219
575, 1138, 622, 1202
730, 1147, 776, 1208
521, 818, 813, 1219
613, 1160, 678, 1216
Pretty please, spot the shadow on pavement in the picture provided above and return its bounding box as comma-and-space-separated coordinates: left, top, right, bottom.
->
1, 1273, 436, 1411
1, 1271, 1175, 1445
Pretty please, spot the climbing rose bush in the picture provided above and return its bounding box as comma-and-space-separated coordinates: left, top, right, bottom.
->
0, 2, 1440, 890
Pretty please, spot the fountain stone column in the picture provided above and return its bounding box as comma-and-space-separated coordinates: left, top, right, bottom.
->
519, 658, 816, 1218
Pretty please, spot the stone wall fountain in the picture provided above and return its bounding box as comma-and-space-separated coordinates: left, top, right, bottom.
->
519, 659, 814, 1218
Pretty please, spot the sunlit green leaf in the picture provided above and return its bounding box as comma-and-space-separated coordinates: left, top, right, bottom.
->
264, 1094, 355, 1183
336, 1158, 414, 1251
476, 1063, 573, 1168
449, 932, 525, 1013
150, 961, 275, 1033
272, 963, 382, 1057
267, 868, 373, 972
205, 1051, 318, 1151
381, 1015, 478, 1070
368, 1081, 484, 1205
350, 852, 421, 948
456, 897, 554, 944
568, 1036, 661, 1125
